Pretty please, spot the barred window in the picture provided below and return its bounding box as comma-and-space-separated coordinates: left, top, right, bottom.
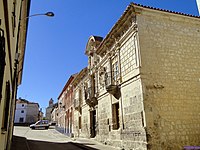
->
112, 56, 119, 82
120, 35, 137, 76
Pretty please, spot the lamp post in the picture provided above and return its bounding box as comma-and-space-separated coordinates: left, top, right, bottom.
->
16, 11, 55, 74
15, 10, 55, 106
13, 10, 55, 119
24, 12, 55, 19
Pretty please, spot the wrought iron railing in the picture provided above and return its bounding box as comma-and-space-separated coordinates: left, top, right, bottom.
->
84, 87, 98, 107
104, 71, 119, 87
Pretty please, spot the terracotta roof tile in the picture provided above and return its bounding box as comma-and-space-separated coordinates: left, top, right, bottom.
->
132, 2, 200, 18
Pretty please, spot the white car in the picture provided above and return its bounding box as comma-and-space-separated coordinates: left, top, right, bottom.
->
30, 120, 49, 129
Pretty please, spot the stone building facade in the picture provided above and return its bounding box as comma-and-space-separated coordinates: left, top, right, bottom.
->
46, 98, 54, 121
57, 74, 77, 134
72, 67, 89, 138
58, 3, 200, 150
51, 103, 58, 124
135, 4, 200, 149
14, 98, 39, 124
0, 0, 30, 149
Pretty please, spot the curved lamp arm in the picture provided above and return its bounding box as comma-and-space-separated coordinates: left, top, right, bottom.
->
24, 12, 54, 19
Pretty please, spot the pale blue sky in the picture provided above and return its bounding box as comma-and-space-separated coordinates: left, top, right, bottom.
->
17, 0, 199, 112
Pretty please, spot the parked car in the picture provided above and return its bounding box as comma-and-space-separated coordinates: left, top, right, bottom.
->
49, 122, 56, 126
30, 120, 49, 129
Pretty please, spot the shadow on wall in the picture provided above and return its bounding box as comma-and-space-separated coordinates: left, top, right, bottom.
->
12, 135, 98, 150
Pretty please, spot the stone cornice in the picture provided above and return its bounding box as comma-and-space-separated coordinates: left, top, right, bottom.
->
96, 4, 136, 57
72, 67, 88, 87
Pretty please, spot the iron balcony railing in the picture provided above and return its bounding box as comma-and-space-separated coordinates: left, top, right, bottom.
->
84, 87, 98, 107
105, 71, 119, 87
104, 71, 121, 99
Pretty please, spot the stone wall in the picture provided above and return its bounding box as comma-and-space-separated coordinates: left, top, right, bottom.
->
137, 9, 200, 149
73, 110, 79, 137
96, 93, 111, 143
79, 105, 90, 138
120, 77, 147, 150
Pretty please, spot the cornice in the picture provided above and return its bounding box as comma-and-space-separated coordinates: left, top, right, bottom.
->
96, 4, 136, 57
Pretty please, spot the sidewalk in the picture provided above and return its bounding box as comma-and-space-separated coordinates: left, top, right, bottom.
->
71, 137, 120, 150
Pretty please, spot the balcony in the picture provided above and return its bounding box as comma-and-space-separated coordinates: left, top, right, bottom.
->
105, 71, 121, 99
84, 87, 98, 107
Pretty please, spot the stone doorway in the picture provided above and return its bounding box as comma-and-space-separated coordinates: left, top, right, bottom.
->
90, 110, 96, 138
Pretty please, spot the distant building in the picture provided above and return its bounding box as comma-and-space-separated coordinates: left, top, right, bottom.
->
51, 103, 58, 124
14, 98, 39, 124
39, 108, 44, 120
57, 74, 77, 135
46, 98, 54, 121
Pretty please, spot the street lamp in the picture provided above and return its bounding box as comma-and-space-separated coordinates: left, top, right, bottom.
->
16, 11, 55, 83
24, 12, 55, 19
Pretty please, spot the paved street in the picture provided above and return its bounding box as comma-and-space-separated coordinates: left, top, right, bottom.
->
12, 126, 119, 150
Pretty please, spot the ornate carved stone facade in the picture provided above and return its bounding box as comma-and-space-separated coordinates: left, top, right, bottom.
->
57, 3, 200, 150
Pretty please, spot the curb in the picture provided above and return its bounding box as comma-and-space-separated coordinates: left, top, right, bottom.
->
25, 137, 30, 150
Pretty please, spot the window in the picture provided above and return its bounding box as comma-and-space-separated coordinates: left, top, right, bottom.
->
19, 118, 24, 123
112, 56, 119, 82
120, 35, 137, 76
21, 110, 24, 113
22, 104, 24, 107
0, 29, 5, 101
112, 61, 119, 81
112, 103, 120, 130
2, 81, 11, 130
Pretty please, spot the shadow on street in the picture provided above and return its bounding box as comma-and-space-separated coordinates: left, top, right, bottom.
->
12, 135, 99, 150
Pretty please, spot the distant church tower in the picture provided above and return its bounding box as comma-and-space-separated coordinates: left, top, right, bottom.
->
49, 98, 54, 107
46, 98, 54, 121
197, 0, 200, 15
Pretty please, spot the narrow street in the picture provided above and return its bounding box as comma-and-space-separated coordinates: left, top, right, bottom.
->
12, 126, 118, 150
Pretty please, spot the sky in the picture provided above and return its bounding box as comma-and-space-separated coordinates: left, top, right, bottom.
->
17, 0, 199, 113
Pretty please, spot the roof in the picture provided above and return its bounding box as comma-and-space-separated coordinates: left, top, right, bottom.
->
93, 36, 103, 42
96, 2, 200, 55
58, 73, 77, 99
17, 98, 39, 107
18, 0, 31, 85
71, 67, 88, 86
132, 2, 200, 19
85, 35, 103, 55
